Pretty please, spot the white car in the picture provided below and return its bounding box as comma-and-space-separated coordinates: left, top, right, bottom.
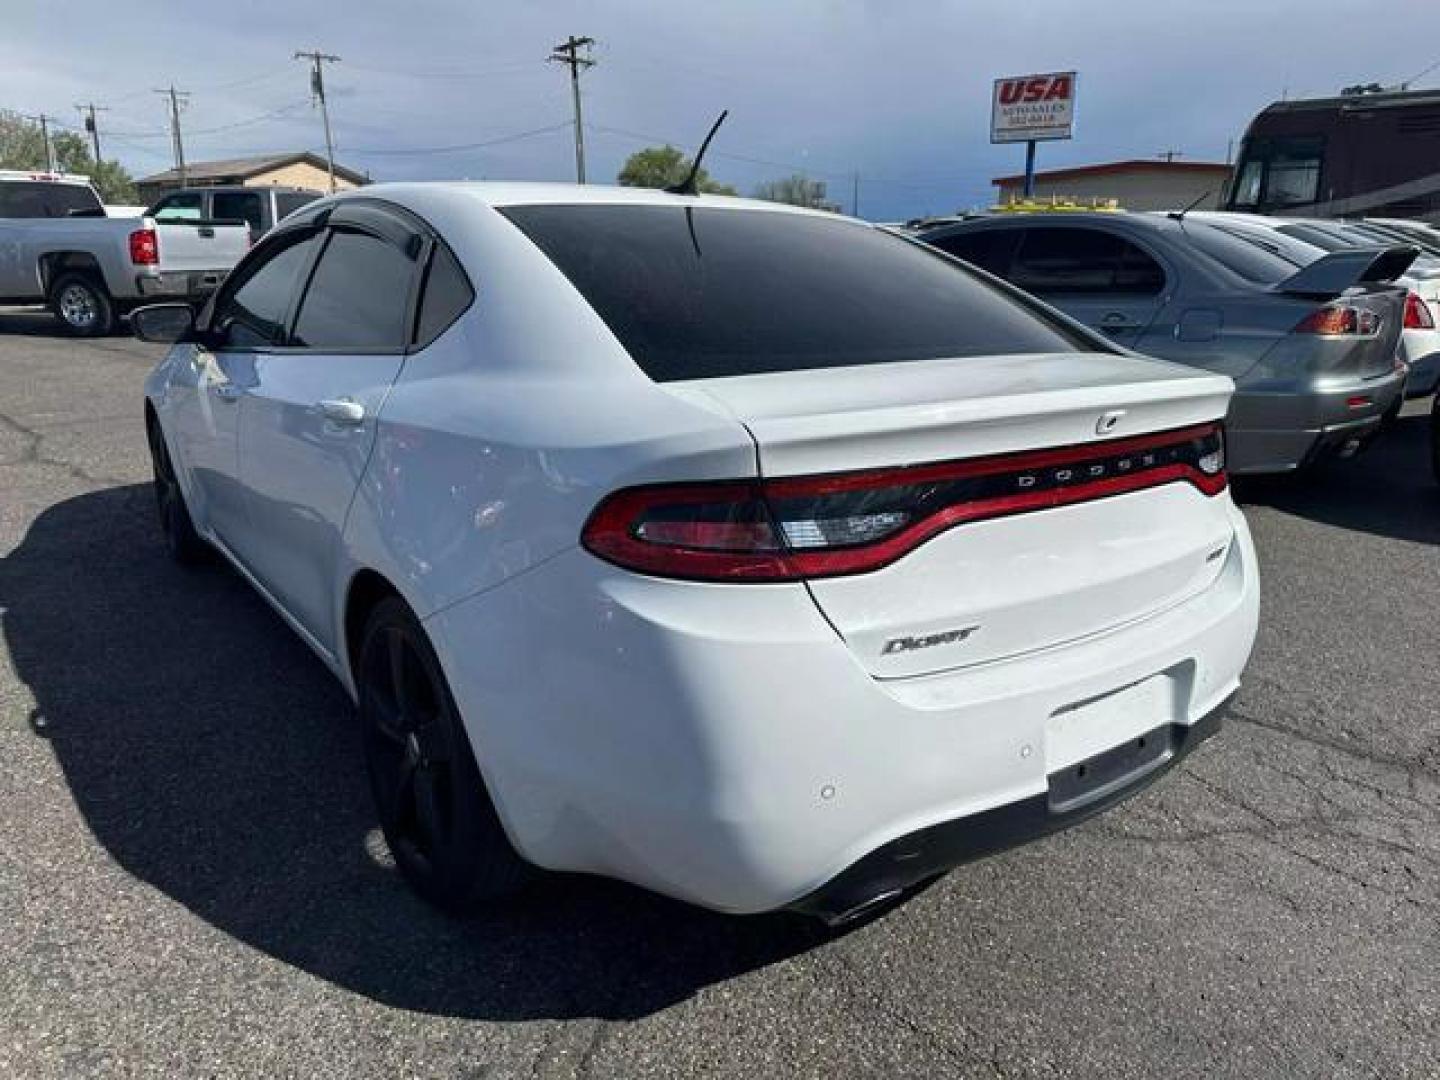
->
134, 183, 1259, 923
1189, 212, 1440, 398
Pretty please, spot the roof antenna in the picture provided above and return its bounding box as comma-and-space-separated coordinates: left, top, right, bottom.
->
666, 110, 729, 196
1167, 190, 1212, 223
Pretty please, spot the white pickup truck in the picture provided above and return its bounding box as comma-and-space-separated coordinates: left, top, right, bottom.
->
0, 171, 249, 335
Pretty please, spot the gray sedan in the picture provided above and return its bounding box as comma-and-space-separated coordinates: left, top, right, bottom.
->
918, 213, 1413, 474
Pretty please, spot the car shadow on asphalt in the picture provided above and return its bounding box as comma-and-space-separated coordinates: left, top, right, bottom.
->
1232, 412, 1439, 545
0, 484, 824, 1022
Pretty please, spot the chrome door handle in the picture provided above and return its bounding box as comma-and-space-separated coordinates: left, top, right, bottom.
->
317, 398, 366, 425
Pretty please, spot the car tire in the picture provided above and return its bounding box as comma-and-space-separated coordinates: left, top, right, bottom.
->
358, 597, 531, 913
146, 417, 208, 565
1431, 393, 1440, 486
49, 273, 115, 337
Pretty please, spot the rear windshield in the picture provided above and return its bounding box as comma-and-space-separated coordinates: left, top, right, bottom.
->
500, 204, 1091, 381
1177, 220, 1299, 284
0, 180, 102, 218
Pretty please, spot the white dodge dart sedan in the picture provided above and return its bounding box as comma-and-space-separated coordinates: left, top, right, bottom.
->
134, 183, 1259, 923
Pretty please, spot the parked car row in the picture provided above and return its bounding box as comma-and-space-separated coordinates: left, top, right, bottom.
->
915, 210, 1416, 475
0, 172, 322, 336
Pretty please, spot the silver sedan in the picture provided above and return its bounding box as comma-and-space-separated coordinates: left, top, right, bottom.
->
918, 212, 1413, 474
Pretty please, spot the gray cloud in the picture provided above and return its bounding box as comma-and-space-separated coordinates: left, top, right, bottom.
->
4, 0, 1437, 217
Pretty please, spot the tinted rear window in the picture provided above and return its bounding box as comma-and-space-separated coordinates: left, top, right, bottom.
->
0, 180, 102, 218
1178, 220, 1300, 284
501, 204, 1090, 382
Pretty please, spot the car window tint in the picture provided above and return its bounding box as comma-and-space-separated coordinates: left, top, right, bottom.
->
0, 181, 101, 218
413, 242, 475, 347
926, 229, 1020, 276
292, 229, 417, 350
212, 192, 263, 234
150, 193, 204, 221
216, 231, 322, 347
1010, 228, 1125, 293
275, 192, 320, 221
501, 205, 1091, 382
1177, 221, 1299, 284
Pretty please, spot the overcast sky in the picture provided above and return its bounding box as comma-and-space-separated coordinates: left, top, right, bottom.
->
5, 0, 1438, 218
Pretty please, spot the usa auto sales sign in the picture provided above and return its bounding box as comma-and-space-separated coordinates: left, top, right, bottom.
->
991, 71, 1077, 143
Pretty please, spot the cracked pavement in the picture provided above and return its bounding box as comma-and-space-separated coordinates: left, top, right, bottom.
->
0, 308, 1436, 1078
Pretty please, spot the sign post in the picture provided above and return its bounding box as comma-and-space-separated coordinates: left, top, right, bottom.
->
991, 71, 1078, 201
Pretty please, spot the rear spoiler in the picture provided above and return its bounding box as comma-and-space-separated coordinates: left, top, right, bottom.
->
1272, 245, 1419, 297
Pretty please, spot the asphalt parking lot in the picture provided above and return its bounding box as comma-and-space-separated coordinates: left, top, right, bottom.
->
0, 309, 1436, 1079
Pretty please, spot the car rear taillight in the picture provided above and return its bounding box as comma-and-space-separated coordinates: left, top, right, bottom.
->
1292, 304, 1380, 336
1404, 292, 1436, 330
582, 423, 1228, 582
128, 228, 159, 266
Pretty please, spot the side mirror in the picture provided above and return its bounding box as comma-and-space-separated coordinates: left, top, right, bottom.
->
131, 303, 196, 344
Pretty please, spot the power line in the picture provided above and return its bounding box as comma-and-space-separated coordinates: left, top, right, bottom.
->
548, 35, 595, 184
295, 50, 341, 192
343, 120, 572, 156
1401, 55, 1440, 89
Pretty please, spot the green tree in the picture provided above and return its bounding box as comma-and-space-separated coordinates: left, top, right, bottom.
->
0, 110, 137, 203
617, 144, 736, 195
752, 173, 838, 211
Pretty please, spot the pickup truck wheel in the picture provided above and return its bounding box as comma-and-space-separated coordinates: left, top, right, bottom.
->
50, 274, 114, 337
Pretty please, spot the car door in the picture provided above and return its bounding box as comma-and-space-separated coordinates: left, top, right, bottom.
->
233, 202, 425, 652
171, 227, 325, 546
1007, 225, 1168, 348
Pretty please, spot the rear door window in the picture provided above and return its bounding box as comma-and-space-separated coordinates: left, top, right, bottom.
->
1008, 227, 1166, 295
212, 192, 264, 234
275, 192, 320, 222
501, 204, 1092, 382
291, 228, 420, 350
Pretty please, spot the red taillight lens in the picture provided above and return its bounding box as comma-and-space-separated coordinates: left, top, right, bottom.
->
128, 228, 158, 266
1404, 292, 1435, 330
1293, 304, 1380, 336
582, 423, 1227, 582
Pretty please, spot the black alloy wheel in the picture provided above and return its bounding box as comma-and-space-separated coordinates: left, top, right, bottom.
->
146, 418, 207, 564
358, 598, 529, 912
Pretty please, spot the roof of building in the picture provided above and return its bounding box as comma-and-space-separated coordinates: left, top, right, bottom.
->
137, 151, 366, 187
992, 159, 1232, 186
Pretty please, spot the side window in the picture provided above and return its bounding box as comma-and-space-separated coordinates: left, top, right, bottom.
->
0, 181, 101, 218
1010, 228, 1165, 295
291, 229, 419, 350
413, 242, 475, 347
212, 192, 264, 235
275, 192, 320, 222
1011, 228, 1124, 293
927, 229, 1021, 276
150, 193, 204, 221
1112, 241, 1166, 294
213, 231, 323, 348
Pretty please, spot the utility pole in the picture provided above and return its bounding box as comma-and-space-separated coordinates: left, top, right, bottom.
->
852, 171, 860, 218
74, 102, 109, 162
1158, 149, 1183, 163
548, 35, 595, 183
155, 86, 190, 186
26, 114, 58, 173
295, 49, 341, 192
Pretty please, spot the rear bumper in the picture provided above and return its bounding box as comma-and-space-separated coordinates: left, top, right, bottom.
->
427, 500, 1260, 915
135, 270, 228, 300
790, 696, 1227, 924
1227, 367, 1406, 473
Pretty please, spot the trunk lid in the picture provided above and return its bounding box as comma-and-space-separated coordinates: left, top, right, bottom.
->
678, 352, 1237, 678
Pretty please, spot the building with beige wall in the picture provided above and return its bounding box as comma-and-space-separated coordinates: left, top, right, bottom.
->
992, 159, 1233, 212
135, 152, 367, 204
